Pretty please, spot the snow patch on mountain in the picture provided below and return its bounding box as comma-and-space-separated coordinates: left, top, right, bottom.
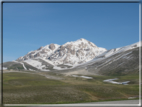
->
12, 60, 27, 70
20, 62, 27, 70
24, 59, 42, 68
36, 58, 54, 66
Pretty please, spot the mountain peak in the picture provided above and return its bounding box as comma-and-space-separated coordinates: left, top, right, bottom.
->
16, 38, 107, 65
79, 38, 87, 41
76, 38, 89, 42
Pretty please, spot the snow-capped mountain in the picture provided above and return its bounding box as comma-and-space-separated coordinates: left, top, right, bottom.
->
3, 39, 141, 73
49, 38, 106, 65
16, 38, 107, 67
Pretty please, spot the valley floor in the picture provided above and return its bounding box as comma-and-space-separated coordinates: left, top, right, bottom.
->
3, 70, 140, 104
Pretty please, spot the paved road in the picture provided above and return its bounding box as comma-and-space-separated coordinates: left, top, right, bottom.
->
5, 100, 141, 107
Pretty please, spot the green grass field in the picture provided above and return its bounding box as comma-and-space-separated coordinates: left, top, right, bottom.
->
3, 71, 139, 104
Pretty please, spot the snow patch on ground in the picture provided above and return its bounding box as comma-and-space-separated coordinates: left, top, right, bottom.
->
103, 78, 130, 85
72, 75, 93, 79
29, 69, 35, 71
0, 67, 7, 70
80, 76, 93, 79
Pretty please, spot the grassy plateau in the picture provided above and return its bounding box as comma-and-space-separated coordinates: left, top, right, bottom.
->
3, 71, 140, 104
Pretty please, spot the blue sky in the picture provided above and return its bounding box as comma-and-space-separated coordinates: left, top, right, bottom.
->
3, 3, 139, 62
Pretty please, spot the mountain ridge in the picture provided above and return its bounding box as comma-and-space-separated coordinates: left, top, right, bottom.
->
16, 38, 107, 66
2, 39, 141, 75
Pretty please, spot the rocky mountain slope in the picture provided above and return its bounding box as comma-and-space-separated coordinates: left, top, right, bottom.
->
48, 38, 106, 65
3, 38, 107, 71
66, 42, 141, 76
